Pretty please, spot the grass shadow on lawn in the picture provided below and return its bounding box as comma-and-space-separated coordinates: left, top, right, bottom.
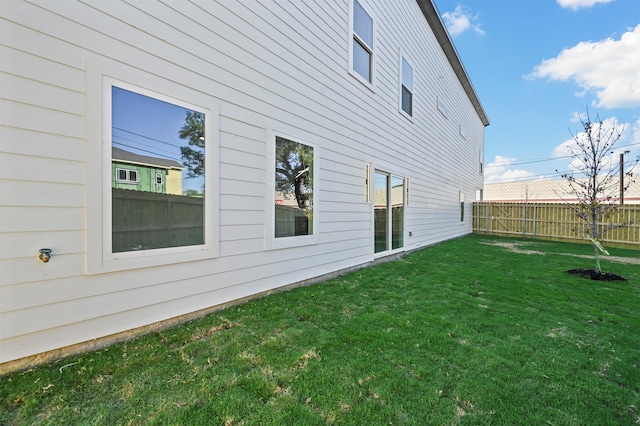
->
1, 235, 639, 425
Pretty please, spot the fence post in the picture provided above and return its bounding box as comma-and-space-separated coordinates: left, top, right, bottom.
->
167, 199, 173, 247
533, 205, 537, 239
522, 204, 526, 238
486, 203, 490, 234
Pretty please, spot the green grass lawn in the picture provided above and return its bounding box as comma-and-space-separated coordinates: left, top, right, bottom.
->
2, 235, 639, 425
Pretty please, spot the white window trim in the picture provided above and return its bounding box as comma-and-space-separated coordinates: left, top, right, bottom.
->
437, 96, 449, 118
265, 127, 319, 250
399, 53, 414, 120
348, 0, 376, 90
86, 60, 219, 274
115, 168, 139, 183
459, 124, 467, 140
155, 172, 163, 185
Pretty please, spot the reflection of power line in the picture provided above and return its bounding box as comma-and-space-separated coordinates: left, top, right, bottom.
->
113, 126, 181, 148
113, 135, 180, 159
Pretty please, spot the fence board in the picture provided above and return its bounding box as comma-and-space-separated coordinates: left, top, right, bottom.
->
112, 188, 204, 252
473, 202, 640, 248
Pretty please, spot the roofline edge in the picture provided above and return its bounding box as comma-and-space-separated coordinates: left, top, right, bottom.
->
416, 0, 490, 127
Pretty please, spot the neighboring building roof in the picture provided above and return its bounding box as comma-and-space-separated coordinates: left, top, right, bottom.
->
484, 179, 640, 204
112, 147, 183, 170
417, 0, 489, 127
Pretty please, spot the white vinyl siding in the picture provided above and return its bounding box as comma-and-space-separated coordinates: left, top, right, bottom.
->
0, 0, 486, 366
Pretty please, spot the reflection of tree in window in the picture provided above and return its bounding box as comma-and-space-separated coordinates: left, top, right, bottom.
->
179, 111, 205, 180
275, 137, 313, 237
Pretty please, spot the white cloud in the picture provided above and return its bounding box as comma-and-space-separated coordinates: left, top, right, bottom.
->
625, 118, 640, 175
556, 0, 614, 11
632, 117, 640, 146
484, 155, 535, 182
569, 111, 583, 123
442, 5, 484, 37
529, 24, 640, 109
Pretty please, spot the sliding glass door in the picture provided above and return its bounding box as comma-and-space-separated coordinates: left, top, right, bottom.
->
374, 170, 404, 254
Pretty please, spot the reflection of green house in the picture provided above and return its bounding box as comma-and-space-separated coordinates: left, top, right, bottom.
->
112, 147, 183, 195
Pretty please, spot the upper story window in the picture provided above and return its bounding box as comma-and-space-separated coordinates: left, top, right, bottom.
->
116, 168, 139, 183
351, 0, 374, 85
401, 57, 413, 117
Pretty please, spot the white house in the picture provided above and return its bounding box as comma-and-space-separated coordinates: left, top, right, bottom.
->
0, 0, 488, 372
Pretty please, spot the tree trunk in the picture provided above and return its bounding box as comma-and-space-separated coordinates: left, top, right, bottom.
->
592, 207, 601, 274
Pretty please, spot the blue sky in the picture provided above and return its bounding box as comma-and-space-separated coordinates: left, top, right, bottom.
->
433, 0, 640, 183
112, 87, 205, 193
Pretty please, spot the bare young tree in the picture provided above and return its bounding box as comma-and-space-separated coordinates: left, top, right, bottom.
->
558, 110, 638, 274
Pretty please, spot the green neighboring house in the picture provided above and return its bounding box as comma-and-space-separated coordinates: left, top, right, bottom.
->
112, 147, 183, 195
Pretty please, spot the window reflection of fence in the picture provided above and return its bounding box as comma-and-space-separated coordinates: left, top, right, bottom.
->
374, 205, 403, 252
112, 188, 204, 252
473, 202, 640, 248
374, 205, 388, 252
275, 204, 310, 237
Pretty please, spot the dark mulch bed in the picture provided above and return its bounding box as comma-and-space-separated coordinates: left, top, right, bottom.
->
567, 269, 627, 282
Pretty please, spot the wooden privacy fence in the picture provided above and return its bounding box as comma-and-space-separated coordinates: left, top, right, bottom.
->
112, 188, 204, 252
473, 202, 640, 248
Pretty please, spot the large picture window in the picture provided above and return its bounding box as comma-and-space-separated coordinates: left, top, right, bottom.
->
111, 86, 205, 253
351, 0, 374, 84
274, 136, 314, 238
86, 61, 219, 274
